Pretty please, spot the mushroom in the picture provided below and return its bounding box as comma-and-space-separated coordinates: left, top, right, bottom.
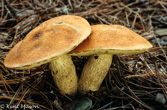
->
4, 15, 91, 96
70, 24, 153, 94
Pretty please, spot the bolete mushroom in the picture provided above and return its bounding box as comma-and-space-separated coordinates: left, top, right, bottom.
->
4, 15, 91, 96
70, 24, 153, 94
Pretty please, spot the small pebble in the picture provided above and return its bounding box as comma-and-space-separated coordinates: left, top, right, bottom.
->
155, 93, 166, 104
151, 38, 167, 45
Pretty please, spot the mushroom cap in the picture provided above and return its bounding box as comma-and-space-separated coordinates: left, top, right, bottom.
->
70, 24, 153, 56
4, 15, 91, 69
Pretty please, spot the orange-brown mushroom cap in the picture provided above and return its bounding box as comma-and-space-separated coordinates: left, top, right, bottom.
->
4, 15, 91, 69
70, 24, 153, 56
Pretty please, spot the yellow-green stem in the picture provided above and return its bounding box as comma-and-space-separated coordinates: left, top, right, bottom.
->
50, 54, 77, 96
78, 54, 113, 94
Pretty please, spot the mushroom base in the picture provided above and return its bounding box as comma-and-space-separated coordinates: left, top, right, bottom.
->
78, 54, 113, 94
50, 54, 78, 96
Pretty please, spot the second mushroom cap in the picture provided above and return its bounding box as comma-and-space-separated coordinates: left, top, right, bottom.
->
70, 24, 153, 56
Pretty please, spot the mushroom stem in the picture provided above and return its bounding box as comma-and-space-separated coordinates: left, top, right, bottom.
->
78, 54, 113, 94
50, 54, 77, 96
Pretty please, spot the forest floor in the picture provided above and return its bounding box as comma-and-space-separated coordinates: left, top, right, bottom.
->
0, 0, 167, 110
